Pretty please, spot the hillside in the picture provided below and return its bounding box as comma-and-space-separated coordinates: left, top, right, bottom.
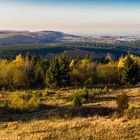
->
0, 30, 81, 45
0, 30, 140, 46
0, 87, 140, 140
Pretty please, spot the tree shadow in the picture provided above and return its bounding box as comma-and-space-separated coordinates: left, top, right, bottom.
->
89, 96, 116, 104
0, 104, 116, 122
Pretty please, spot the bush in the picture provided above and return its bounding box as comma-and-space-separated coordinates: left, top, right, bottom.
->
71, 60, 95, 87
72, 93, 82, 106
124, 107, 140, 119
9, 91, 41, 111
0, 100, 8, 109
102, 86, 109, 93
72, 88, 89, 106
116, 93, 129, 114
79, 88, 89, 103
84, 78, 94, 88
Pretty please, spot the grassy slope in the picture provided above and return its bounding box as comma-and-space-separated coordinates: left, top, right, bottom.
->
0, 87, 140, 140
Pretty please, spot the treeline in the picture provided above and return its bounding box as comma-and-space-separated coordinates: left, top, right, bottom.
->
0, 52, 140, 90
0, 44, 66, 59
0, 41, 140, 59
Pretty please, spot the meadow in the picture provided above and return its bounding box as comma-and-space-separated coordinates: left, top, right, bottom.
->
0, 52, 140, 140
0, 87, 140, 140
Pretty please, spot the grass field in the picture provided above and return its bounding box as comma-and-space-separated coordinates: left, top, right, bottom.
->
0, 87, 140, 140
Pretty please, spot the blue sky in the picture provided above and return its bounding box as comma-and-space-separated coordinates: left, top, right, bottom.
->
2, 0, 140, 5
0, 0, 140, 35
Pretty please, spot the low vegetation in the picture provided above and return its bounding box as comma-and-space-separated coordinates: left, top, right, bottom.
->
9, 91, 41, 111
0, 91, 41, 112
116, 93, 129, 114
0, 53, 140, 139
0, 87, 139, 140
72, 88, 89, 106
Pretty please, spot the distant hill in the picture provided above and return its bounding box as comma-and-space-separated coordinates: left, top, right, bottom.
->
0, 30, 140, 60
0, 30, 140, 46
0, 30, 82, 45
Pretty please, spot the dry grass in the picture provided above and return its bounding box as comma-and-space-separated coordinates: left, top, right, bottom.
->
0, 87, 140, 140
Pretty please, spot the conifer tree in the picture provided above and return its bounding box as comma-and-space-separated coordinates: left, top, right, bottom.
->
46, 57, 61, 88
35, 62, 44, 84
25, 52, 31, 62
59, 54, 71, 87
46, 55, 71, 88
120, 55, 139, 86
35, 58, 48, 85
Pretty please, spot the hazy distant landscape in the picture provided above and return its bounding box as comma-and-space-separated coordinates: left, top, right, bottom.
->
0, 30, 140, 45
0, 30, 140, 60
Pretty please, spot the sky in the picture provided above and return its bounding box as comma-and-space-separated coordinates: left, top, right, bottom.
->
0, 0, 140, 35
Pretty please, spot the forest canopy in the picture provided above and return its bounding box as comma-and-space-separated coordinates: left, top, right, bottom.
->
0, 52, 140, 90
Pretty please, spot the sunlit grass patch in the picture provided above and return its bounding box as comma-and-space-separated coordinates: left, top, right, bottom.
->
8, 91, 41, 111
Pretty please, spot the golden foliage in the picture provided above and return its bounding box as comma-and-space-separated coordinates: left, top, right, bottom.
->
0, 54, 28, 88
70, 59, 75, 67
118, 56, 125, 69
13, 54, 24, 67
9, 91, 41, 111
80, 58, 91, 65
96, 62, 120, 83
118, 54, 140, 69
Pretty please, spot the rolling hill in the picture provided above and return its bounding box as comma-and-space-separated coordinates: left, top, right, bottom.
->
0, 30, 82, 45
0, 30, 140, 46
0, 30, 140, 60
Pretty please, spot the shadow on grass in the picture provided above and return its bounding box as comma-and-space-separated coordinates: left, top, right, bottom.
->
0, 104, 116, 122
90, 96, 116, 103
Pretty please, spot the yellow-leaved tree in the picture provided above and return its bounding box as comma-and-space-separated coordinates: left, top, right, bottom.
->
118, 54, 140, 69
71, 57, 95, 87
12, 54, 29, 88
70, 59, 75, 68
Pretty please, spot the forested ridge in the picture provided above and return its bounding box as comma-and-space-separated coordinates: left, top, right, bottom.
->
0, 41, 140, 59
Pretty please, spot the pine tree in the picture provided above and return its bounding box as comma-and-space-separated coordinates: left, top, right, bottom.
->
120, 55, 139, 86
25, 52, 31, 62
46, 57, 61, 88
105, 53, 114, 63
59, 54, 71, 87
30, 55, 37, 67
26, 55, 37, 87
46, 55, 71, 88
35, 58, 48, 86
85, 54, 92, 61
35, 62, 44, 84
